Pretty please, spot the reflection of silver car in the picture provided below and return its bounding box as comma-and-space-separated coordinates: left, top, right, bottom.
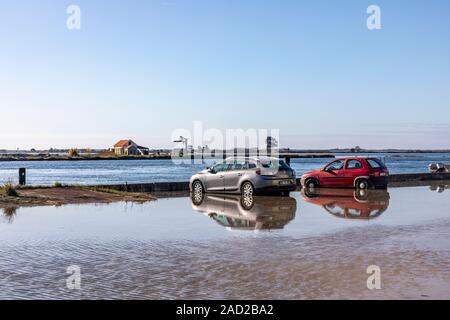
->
189, 157, 296, 196
191, 193, 297, 231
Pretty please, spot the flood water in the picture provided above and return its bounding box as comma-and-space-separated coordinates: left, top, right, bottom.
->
1, 185, 450, 299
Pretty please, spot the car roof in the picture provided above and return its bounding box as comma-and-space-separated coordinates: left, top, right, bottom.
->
224, 156, 281, 162
334, 157, 373, 160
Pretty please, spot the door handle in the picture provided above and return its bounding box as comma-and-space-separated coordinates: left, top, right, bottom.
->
220, 175, 225, 178
237, 173, 243, 176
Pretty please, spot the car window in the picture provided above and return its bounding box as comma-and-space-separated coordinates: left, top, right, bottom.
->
212, 163, 227, 172
232, 160, 247, 170
367, 158, 386, 169
347, 160, 363, 169
260, 160, 290, 169
261, 161, 274, 168
325, 160, 344, 171
248, 163, 257, 169
233, 163, 243, 170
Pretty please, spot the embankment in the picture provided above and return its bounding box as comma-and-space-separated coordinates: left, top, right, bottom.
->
94, 172, 450, 193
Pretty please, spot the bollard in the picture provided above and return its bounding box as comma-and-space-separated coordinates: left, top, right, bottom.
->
285, 157, 291, 166
19, 168, 26, 185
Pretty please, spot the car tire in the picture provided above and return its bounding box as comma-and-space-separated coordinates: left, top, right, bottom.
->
192, 180, 204, 194
356, 178, 369, 190
305, 178, 319, 189
241, 181, 255, 197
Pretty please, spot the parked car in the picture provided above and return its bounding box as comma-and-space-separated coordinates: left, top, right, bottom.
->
301, 187, 390, 220
300, 157, 389, 189
190, 157, 296, 196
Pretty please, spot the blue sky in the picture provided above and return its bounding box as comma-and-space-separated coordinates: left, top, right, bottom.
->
1, 0, 450, 149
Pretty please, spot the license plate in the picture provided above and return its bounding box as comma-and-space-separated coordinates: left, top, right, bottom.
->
279, 180, 292, 186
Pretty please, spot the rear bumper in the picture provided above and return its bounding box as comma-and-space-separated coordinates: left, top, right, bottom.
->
369, 176, 389, 187
255, 183, 297, 193
256, 177, 297, 192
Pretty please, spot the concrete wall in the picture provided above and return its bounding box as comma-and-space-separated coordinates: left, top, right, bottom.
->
96, 172, 450, 193
98, 181, 190, 193
388, 172, 450, 182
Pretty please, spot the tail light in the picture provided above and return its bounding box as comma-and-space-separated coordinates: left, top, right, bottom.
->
256, 168, 261, 175
370, 170, 388, 177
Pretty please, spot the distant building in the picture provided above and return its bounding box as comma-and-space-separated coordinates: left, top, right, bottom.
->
113, 139, 149, 156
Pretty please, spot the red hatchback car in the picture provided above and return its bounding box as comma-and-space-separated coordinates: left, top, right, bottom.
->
300, 157, 389, 189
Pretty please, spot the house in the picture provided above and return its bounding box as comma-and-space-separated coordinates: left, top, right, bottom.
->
113, 139, 149, 156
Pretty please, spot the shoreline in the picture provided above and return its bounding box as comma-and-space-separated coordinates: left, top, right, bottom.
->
2, 149, 450, 162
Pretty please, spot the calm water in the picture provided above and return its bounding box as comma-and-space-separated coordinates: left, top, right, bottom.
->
1, 153, 450, 186
1, 186, 450, 299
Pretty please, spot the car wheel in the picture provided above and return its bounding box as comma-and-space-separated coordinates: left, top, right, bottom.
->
192, 180, 204, 194
305, 178, 319, 189
241, 181, 255, 197
356, 179, 369, 190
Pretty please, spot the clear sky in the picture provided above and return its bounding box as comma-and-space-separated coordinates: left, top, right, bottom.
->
1, 0, 450, 150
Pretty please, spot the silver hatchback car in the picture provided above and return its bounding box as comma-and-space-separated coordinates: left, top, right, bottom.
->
189, 157, 297, 196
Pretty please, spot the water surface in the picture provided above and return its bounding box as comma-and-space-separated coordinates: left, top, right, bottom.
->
1, 152, 449, 185
1, 186, 450, 299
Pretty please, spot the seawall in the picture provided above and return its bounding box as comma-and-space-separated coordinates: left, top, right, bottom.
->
95, 172, 450, 193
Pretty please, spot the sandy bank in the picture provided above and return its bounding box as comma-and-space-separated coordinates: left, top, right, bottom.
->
0, 186, 156, 209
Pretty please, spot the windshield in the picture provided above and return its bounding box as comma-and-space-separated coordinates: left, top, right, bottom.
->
325, 160, 345, 171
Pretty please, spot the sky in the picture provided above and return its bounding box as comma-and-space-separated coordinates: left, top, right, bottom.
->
1, 0, 450, 150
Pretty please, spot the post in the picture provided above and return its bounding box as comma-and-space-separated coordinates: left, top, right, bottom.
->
285, 156, 291, 166
19, 168, 26, 185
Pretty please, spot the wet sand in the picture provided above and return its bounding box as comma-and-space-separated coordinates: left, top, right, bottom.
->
0, 186, 155, 209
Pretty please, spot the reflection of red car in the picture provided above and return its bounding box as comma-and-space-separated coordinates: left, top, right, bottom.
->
301, 188, 390, 220
300, 157, 389, 189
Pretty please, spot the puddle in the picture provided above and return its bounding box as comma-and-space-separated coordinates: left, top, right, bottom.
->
1, 186, 450, 299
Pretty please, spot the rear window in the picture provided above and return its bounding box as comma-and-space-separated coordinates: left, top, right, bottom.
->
260, 160, 291, 169
367, 158, 386, 169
